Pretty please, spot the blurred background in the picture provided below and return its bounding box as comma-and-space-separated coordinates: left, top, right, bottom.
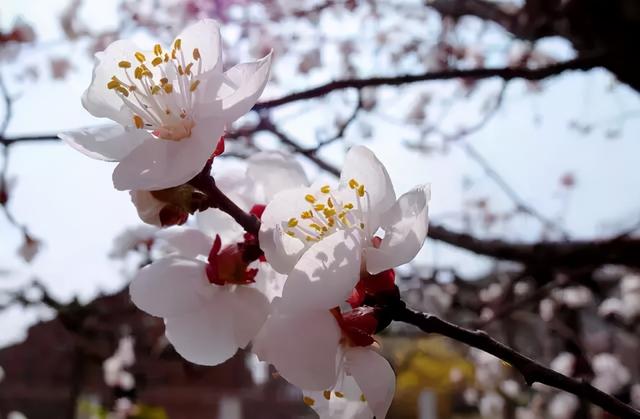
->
1, 0, 639, 418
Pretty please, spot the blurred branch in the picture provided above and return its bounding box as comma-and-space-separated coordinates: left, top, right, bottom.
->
255, 55, 604, 110
392, 304, 640, 418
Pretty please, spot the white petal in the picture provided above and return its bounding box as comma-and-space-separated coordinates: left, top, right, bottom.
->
303, 374, 372, 419
199, 52, 272, 123
81, 40, 140, 125
129, 257, 207, 318
347, 347, 396, 419
365, 185, 430, 274
280, 229, 362, 313
196, 208, 245, 243
129, 190, 163, 226
227, 286, 270, 348
339, 146, 396, 226
60, 124, 149, 162
259, 186, 316, 274
253, 307, 341, 390
112, 116, 225, 191
164, 290, 237, 366
176, 19, 222, 74
247, 151, 309, 201
252, 263, 287, 302
156, 227, 212, 259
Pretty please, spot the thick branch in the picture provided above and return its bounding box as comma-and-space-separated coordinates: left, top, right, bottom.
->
393, 305, 640, 418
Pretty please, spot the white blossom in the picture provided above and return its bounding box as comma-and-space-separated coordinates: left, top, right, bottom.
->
550, 352, 575, 377
61, 19, 272, 191
548, 393, 579, 419
591, 353, 630, 394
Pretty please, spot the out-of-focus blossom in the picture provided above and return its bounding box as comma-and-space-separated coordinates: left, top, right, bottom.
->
550, 352, 575, 377
49, 57, 72, 80
631, 383, 640, 409
591, 353, 630, 394
109, 225, 157, 259
7, 412, 27, 419
61, 19, 272, 191
479, 282, 503, 304
552, 286, 593, 309
548, 393, 579, 419
539, 298, 555, 322
598, 273, 640, 322
103, 336, 136, 390
17, 234, 41, 263
479, 392, 505, 418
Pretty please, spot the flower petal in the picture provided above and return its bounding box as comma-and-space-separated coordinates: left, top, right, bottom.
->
164, 290, 237, 366
226, 286, 270, 348
253, 307, 341, 390
346, 347, 396, 419
59, 124, 149, 162
303, 372, 373, 419
156, 227, 212, 259
259, 186, 317, 274
279, 229, 363, 313
365, 185, 430, 274
112, 116, 225, 191
175, 19, 222, 74
252, 262, 287, 302
129, 256, 207, 318
339, 146, 396, 226
196, 208, 246, 244
81, 40, 140, 125
247, 151, 309, 201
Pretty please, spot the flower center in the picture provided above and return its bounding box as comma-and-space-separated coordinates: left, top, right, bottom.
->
284, 179, 368, 243
106, 39, 204, 141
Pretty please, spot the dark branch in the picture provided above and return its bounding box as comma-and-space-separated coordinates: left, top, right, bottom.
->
393, 304, 640, 418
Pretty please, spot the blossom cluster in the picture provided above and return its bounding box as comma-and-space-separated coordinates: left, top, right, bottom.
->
61, 19, 431, 419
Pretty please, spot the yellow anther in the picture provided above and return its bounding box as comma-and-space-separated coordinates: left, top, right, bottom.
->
303, 396, 315, 406
185, 62, 193, 75
338, 211, 347, 219
314, 204, 325, 211
322, 226, 328, 232
310, 223, 323, 231
301, 211, 313, 219
178, 65, 184, 75
360, 393, 366, 402
174, 38, 182, 50
134, 66, 143, 79
360, 222, 365, 229
335, 391, 344, 398
118, 60, 131, 68
134, 52, 146, 63
164, 53, 169, 62
115, 86, 129, 97
358, 184, 365, 197
107, 79, 120, 90
190, 80, 201, 92
327, 217, 335, 227
305, 194, 316, 203
343, 203, 354, 209
133, 115, 144, 129
129, 85, 137, 92
151, 56, 163, 66
143, 70, 153, 78
193, 48, 201, 60
171, 49, 177, 59
180, 110, 187, 119
323, 390, 331, 400
151, 85, 161, 95
320, 185, 331, 193
163, 83, 174, 94
153, 44, 162, 56
348, 178, 359, 189
286, 231, 296, 237
323, 208, 336, 218
305, 236, 316, 242
287, 218, 298, 228
159, 77, 168, 85
165, 109, 171, 115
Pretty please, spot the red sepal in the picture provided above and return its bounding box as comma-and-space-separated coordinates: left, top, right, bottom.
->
347, 269, 396, 308
333, 307, 378, 347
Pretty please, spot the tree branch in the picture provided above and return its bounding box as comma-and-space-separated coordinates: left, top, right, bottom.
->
393, 304, 640, 418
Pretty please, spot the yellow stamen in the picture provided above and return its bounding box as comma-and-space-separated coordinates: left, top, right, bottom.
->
163, 83, 174, 94
303, 396, 315, 406
151, 56, 163, 66
360, 393, 366, 402
320, 185, 331, 193
358, 184, 365, 197
343, 203, 354, 209
323, 390, 331, 400
151, 85, 161, 95
185, 62, 194, 75
159, 77, 168, 85
314, 204, 325, 211
193, 48, 201, 60
153, 44, 162, 56
335, 391, 344, 398
190, 80, 201, 92
348, 178, 359, 189
107, 79, 120, 90
134, 52, 146, 63
323, 208, 336, 218
115, 86, 129, 97
286, 231, 295, 237
305, 194, 316, 203
174, 38, 182, 50
134, 66, 143, 79
133, 115, 144, 129
129, 85, 137, 92
360, 222, 365, 229
327, 198, 334, 208
305, 236, 316, 242
310, 223, 323, 231
301, 211, 313, 219
287, 218, 298, 228
164, 53, 169, 62
118, 60, 132, 68
178, 65, 184, 76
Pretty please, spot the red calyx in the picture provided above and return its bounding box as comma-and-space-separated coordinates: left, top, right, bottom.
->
332, 307, 379, 347
347, 269, 397, 308
213, 136, 225, 158
206, 235, 258, 286
158, 205, 189, 227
